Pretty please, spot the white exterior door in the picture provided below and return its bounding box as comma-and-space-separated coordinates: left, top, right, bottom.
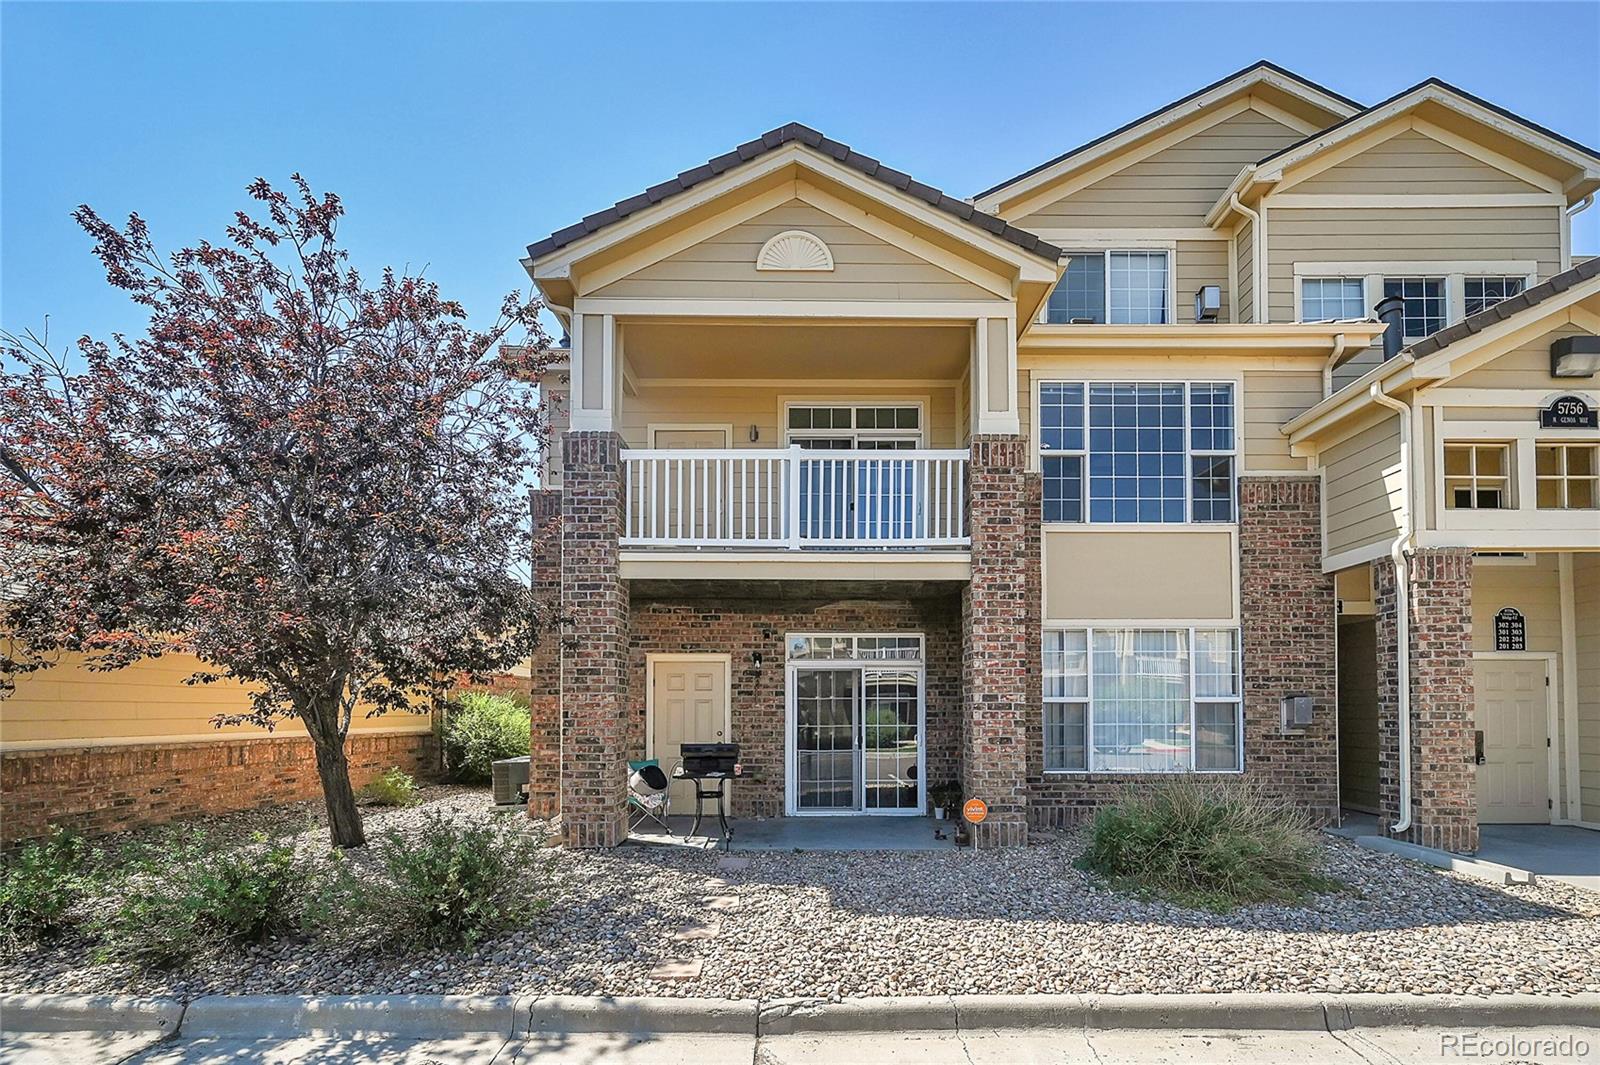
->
649, 656, 731, 811
1474, 657, 1551, 824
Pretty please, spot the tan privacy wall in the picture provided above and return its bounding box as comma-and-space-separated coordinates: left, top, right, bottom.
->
1576, 553, 1600, 823
1014, 108, 1304, 229
616, 384, 964, 451
1044, 529, 1235, 621
590, 199, 997, 302
1322, 413, 1403, 560
0, 653, 431, 749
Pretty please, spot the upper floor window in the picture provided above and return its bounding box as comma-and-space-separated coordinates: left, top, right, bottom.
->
1384, 277, 1447, 339
1039, 381, 1235, 523
1536, 444, 1598, 509
1443, 443, 1511, 510
1300, 277, 1366, 322
1045, 251, 1168, 325
786, 404, 921, 449
1464, 276, 1526, 317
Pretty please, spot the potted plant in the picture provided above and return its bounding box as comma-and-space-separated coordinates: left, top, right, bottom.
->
930, 781, 962, 821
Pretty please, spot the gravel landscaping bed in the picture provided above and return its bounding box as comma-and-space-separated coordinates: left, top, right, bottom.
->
4, 787, 1597, 999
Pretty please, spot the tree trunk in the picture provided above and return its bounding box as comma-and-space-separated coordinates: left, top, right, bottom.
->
311, 732, 367, 848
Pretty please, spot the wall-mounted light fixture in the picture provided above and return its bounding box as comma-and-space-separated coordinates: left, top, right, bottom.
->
1551, 335, 1600, 378
751, 650, 763, 669
749, 424, 760, 442
1281, 693, 1313, 730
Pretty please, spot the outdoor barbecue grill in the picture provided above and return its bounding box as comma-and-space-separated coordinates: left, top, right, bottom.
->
674, 742, 740, 844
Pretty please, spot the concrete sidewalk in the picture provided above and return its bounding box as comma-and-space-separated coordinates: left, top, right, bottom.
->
2, 993, 1596, 1064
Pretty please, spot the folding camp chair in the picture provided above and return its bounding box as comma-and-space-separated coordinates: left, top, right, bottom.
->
626, 759, 673, 836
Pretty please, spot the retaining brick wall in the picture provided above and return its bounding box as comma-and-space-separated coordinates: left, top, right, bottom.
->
627, 595, 962, 819
1027, 475, 1339, 828
1376, 547, 1478, 853
1, 730, 435, 843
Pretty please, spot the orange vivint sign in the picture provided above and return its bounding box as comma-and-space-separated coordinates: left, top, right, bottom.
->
963, 798, 988, 824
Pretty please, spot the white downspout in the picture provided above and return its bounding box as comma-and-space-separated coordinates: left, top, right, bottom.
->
1569, 193, 1595, 219
1369, 380, 1413, 835
1230, 195, 1263, 323
1323, 333, 1347, 399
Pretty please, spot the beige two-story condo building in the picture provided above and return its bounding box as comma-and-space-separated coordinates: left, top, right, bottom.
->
521, 61, 1600, 854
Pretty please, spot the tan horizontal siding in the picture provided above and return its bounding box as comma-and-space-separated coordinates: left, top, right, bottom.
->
592, 200, 995, 301
1235, 219, 1255, 323
1267, 205, 1562, 322
1452, 324, 1590, 390
1576, 553, 1600, 823
0, 654, 431, 747
1332, 346, 1388, 392
617, 385, 963, 451
1175, 240, 1230, 323
1322, 414, 1403, 557
1293, 130, 1546, 196
1242, 369, 1320, 471
1016, 109, 1303, 229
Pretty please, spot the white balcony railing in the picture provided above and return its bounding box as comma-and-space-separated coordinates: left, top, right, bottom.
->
621, 447, 969, 549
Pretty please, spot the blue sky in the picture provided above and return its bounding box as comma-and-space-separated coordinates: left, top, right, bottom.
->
4, 2, 1598, 348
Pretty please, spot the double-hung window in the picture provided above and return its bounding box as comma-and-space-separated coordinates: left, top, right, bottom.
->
1299, 277, 1366, 322
1043, 627, 1242, 773
1463, 276, 1526, 317
1039, 381, 1235, 523
1383, 277, 1447, 339
1045, 251, 1169, 325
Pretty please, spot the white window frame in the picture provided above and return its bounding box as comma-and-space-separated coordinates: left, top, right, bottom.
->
1442, 441, 1514, 511
1041, 247, 1175, 326
1290, 260, 1537, 336
782, 401, 925, 448
1036, 379, 1238, 525
1297, 276, 1368, 322
1043, 625, 1243, 775
1534, 442, 1600, 510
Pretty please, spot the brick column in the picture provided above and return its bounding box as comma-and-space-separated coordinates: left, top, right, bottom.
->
1237, 476, 1337, 822
526, 488, 563, 819
960, 436, 1030, 848
1376, 548, 1477, 853
559, 432, 629, 848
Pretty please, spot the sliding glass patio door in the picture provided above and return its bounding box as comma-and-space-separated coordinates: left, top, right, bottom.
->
787, 635, 925, 815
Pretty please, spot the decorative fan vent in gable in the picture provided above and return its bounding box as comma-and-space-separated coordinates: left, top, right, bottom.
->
755, 230, 835, 272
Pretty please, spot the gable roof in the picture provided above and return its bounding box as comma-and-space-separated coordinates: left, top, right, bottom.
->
972, 60, 1361, 209
524, 122, 1061, 265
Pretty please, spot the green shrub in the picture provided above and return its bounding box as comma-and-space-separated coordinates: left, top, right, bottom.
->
0, 828, 88, 948
360, 766, 421, 807
321, 811, 549, 951
1080, 778, 1340, 911
97, 831, 305, 968
441, 690, 530, 784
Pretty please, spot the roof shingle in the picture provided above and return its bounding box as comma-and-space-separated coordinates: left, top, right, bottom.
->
1407, 256, 1600, 359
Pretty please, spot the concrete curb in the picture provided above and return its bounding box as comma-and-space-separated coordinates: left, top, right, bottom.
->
3, 992, 1597, 1039
1353, 834, 1537, 886
0, 993, 184, 1035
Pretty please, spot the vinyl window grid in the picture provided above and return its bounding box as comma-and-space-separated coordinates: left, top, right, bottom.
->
1382, 277, 1447, 340
1042, 626, 1242, 774
1298, 277, 1366, 322
1038, 381, 1236, 524
1463, 276, 1526, 317
787, 633, 925, 663
1535, 444, 1599, 510
1443, 442, 1513, 510
1044, 250, 1169, 325
784, 403, 923, 448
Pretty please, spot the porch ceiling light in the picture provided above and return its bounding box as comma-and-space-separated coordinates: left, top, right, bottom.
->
1551, 335, 1600, 378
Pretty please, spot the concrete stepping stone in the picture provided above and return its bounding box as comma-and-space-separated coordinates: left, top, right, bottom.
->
703, 895, 740, 912
648, 957, 703, 981
715, 856, 750, 872
671, 918, 721, 942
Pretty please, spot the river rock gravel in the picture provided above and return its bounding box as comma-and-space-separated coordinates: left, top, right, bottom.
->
3, 787, 1596, 1000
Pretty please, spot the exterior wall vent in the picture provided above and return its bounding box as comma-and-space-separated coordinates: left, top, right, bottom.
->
755, 230, 835, 272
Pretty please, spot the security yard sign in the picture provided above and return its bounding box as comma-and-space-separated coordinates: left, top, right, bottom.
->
963, 798, 988, 824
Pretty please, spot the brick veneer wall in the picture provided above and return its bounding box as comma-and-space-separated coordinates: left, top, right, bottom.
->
1, 731, 435, 843
558, 432, 630, 848
527, 488, 563, 818
1026, 475, 1338, 827
628, 595, 961, 819
1376, 547, 1477, 853
962, 436, 1031, 848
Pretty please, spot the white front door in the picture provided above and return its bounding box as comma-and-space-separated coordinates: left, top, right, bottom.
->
649, 656, 731, 811
1474, 656, 1551, 824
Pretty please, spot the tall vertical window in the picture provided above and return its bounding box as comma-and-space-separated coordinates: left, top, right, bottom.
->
1443, 443, 1512, 510
1042, 627, 1242, 773
1044, 251, 1169, 325
1300, 277, 1366, 321
1383, 277, 1447, 339
1040, 381, 1235, 523
1463, 276, 1526, 317
1536, 444, 1598, 509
